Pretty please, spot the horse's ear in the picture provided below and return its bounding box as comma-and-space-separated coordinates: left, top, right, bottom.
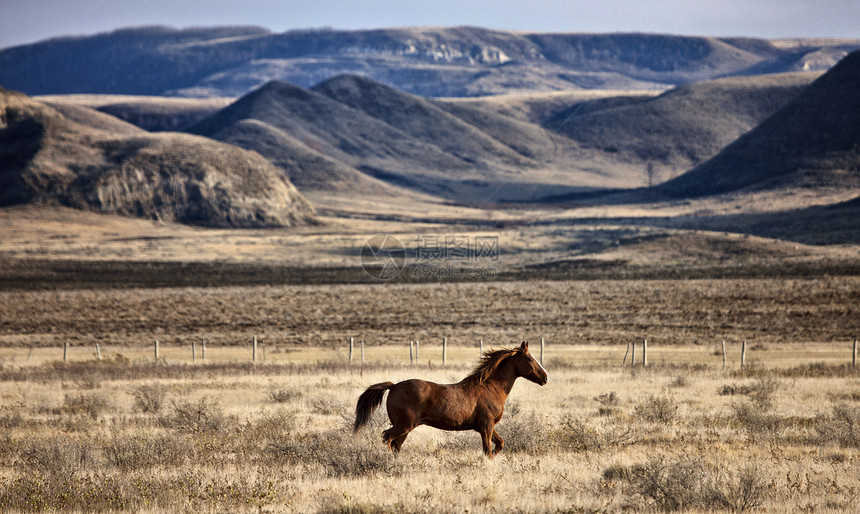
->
520, 341, 528, 352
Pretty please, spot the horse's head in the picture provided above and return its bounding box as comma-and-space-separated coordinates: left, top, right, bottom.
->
513, 341, 548, 385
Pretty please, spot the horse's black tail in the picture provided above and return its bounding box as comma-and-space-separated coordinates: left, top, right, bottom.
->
354, 381, 394, 433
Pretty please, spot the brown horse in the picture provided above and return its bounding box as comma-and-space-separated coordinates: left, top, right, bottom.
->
353, 341, 548, 457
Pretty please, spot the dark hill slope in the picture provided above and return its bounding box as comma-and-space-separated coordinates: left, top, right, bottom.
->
544, 72, 819, 181
2, 25, 858, 98
0, 88, 314, 227
660, 51, 860, 197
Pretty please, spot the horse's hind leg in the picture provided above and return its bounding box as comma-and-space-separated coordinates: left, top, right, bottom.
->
382, 425, 412, 452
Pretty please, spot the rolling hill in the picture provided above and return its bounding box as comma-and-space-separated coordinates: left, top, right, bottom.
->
1, 25, 858, 98
660, 50, 860, 197
0, 88, 315, 227
182, 68, 844, 201
186, 78, 593, 200
542, 72, 820, 182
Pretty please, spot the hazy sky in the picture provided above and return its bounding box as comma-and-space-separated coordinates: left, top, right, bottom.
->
2, 0, 859, 49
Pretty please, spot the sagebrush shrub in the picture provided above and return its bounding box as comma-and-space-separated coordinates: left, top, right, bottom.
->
62, 392, 111, 419
159, 396, 235, 434
634, 395, 677, 423
814, 404, 860, 448
131, 384, 168, 413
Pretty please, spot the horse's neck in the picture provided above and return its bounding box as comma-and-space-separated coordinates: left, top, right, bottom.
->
484, 358, 518, 396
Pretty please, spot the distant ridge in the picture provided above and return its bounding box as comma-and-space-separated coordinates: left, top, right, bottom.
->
660, 50, 860, 197
0, 88, 315, 227
1, 25, 858, 98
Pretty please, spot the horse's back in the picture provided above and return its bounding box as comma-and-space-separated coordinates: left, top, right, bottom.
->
388, 378, 477, 430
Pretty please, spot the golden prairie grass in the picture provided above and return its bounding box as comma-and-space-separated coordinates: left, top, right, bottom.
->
1, 350, 860, 512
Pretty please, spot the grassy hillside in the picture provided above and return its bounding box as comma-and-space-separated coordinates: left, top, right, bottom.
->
187, 80, 487, 197
0, 88, 315, 227
543, 72, 819, 182
312, 74, 532, 166
660, 50, 860, 197
2, 25, 858, 98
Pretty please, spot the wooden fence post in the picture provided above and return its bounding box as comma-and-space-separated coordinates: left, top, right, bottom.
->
410, 340, 414, 365
721, 340, 726, 370
349, 337, 354, 365
415, 340, 419, 361
202, 340, 206, 363
740, 341, 746, 370
630, 341, 636, 367
154, 340, 159, 361
622, 342, 630, 365
26, 347, 34, 362
540, 337, 545, 365
480, 339, 483, 355
642, 339, 648, 368
442, 337, 447, 366
64, 342, 68, 362
95, 343, 101, 360
360, 340, 365, 366
253, 336, 257, 364
192, 341, 197, 363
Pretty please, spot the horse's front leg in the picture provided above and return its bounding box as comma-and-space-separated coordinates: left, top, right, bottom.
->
478, 424, 495, 457
491, 428, 504, 455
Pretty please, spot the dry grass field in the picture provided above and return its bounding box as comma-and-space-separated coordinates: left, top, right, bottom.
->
2, 344, 860, 513
1, 273, 859, 512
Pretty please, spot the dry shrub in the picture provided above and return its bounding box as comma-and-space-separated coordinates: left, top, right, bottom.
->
594, 391, 620, 416
728, 377, 782, 439
131, 384, 168, 413
719, 376, 779, 407
814, 404, 860, 448
667, 375, 689, 388
0, 469, 282, 512
746, 376, 779, 410
557, 415, 636, 452
0, 410, 23, 430
159, 396, 235, 434
634, 395, 678, 423
731, 400, 782, 438
236, 408, 297, 459
16, 436, 97, 478
713, 464, 771, 512
104, 432, 190, 471
62, 391, 112, 419
622, 457, 769, 512
309, 394, 346, 415
0, 474, 127, 512
269, 429, 397, 478
496, 410, 551, 454
268, 387, 301, 404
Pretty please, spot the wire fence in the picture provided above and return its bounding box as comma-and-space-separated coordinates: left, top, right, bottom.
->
2, 337, 856, 370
